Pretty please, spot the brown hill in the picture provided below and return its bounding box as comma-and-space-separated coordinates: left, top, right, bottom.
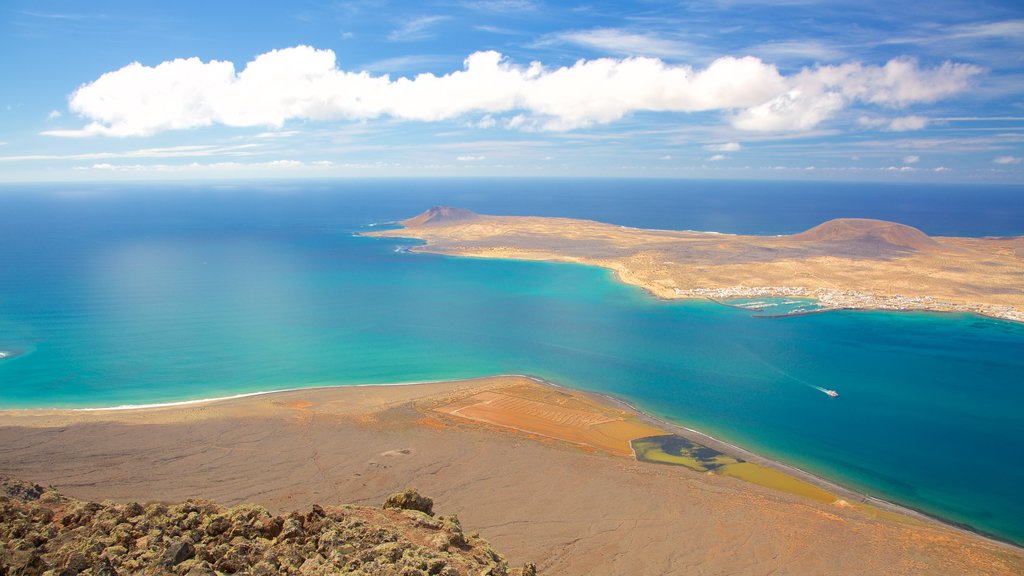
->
402, 206, 478, 228
791, 218, 940, 252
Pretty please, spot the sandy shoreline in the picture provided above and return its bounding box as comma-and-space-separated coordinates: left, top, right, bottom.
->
4, 374, 1017, 547
2, 376, 1021, 574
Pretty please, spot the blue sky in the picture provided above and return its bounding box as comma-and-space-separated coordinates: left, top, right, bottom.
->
1, 0, 1022, 182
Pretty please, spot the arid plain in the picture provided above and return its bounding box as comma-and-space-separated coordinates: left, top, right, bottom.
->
1, 377, 1022, 575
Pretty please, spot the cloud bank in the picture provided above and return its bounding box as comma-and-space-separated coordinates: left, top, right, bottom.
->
49, 45, 981, 137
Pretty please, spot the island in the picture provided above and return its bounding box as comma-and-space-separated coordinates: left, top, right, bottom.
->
367, 207, 1024, 322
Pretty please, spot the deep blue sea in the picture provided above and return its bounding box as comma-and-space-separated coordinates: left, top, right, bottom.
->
1, 179, 1022, 544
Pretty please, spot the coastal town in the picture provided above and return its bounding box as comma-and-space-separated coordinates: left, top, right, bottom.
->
676, 286, 1024, 323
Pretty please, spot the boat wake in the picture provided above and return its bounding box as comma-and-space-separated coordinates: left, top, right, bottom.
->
812, 385, 839, 398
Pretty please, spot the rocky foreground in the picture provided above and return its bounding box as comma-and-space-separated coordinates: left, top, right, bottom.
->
0, 476, 534, 576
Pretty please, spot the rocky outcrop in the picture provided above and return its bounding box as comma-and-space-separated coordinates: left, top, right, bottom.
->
0, 476, 535, 576
382, 488, 435, 516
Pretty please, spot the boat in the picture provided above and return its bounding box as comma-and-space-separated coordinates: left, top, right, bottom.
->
813, 386, 839, 397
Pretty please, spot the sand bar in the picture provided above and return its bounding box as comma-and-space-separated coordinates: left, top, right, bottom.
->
2, 376, 1021, 575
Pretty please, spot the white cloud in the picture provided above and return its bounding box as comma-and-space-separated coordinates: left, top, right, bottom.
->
993, 156, 1022, 164
388, 16, 448, 42
934, 166, 951, 172
733, 90, 845, 131
1, 143, 262, 162
253, 130, 300, 139
50, 46, 982, 137
464, 0, 537, 11
902, 155, 920, 164
47, 110, 62, 120
78, 159, 333, 172
887, 115, 929, 131
734, 58, 979, 131
473, 115, 497, 128
705, 142, 741, 151
542, 28, 696, 60
947, 19, 1024, 41
456, 155, 485, 161
658, 155, 672, 160
709, 154, 727, 161
746, 40, 846, 63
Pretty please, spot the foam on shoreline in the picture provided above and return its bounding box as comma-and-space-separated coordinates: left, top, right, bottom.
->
33, 375, 514, 412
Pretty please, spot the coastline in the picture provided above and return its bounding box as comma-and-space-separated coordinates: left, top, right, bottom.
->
516, 375, 1023, 550
582, 385, 1022, 550
3, 375, 1021, 574
3, 375, 1019, 551
409, 243, 1024, 324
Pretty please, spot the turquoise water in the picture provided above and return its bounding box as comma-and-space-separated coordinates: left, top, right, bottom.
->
1, 182, 1023, 544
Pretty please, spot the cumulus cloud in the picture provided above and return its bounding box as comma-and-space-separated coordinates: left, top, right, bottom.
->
456, 155, 486, 161
734, 58, 978, 131
49, 46, 982, 137
993, 156, 1022, 164
709, 154, 727, 161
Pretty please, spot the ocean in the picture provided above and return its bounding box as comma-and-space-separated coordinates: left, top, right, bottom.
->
1, 178, 1022, 544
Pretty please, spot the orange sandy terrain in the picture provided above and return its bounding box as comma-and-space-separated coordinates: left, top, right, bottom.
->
369, 207, 1024, 322
432, 381, 665, 457
2, 376, 1021, 575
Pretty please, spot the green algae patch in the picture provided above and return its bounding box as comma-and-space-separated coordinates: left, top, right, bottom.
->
632, 434, 837, 504
718, 462, 836, 503
631, 434, 742, 472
